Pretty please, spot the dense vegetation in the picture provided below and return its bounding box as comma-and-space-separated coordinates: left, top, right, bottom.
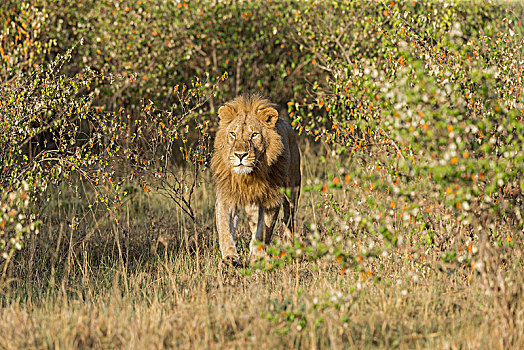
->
1, 0, 522, 348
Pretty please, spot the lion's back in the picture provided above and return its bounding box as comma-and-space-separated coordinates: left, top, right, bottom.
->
274, 119, 301, 189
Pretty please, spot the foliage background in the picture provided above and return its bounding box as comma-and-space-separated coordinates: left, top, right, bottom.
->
0, 0, 522, 348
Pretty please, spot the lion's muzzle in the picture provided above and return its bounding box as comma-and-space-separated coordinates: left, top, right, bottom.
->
230, 151, 255, 175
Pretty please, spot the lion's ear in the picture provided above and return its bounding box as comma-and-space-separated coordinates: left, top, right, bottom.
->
218, 105, 236, 123
257, 107, 279, 127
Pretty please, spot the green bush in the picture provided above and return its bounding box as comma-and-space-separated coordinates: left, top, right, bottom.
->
34, 0, 317, 111
289, 0, 523, 238
0, 181, 39, 280
0, 42, 219, 271
0, 0, 52, 79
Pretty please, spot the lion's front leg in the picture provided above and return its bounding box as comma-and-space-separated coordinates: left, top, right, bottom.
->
216, 194, 240, 266
247, 205, 279, 265
246, 205, 265, 264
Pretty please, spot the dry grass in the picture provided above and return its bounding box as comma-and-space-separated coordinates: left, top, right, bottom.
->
1, 255, 521, 349
1, 151, 522, 349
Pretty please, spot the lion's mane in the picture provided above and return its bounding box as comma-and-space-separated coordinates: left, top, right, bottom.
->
211, 94, 289, 209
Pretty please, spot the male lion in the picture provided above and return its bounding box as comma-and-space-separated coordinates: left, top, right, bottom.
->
211, 94, 301, 266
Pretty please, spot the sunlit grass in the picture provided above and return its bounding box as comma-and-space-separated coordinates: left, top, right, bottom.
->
1, 151, 521, 349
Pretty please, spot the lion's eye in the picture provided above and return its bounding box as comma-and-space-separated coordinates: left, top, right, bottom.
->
229, 132, 236, 138
251, 132, 259, 138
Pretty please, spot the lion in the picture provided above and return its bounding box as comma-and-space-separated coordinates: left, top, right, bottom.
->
211, 94, 301, 266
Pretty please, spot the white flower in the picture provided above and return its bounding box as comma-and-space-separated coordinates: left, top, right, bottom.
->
474, 261, 483, 272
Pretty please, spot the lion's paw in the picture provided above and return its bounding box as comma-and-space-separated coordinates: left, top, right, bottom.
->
220, 254, 241, 267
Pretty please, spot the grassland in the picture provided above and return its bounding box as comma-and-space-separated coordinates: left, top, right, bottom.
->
1, 150, 521, 349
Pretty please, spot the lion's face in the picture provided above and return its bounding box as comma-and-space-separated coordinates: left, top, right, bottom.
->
215, 102, 280, 176
223, 116, 266, 175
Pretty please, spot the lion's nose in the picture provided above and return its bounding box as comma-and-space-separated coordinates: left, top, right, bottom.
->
234, 152, 248, 161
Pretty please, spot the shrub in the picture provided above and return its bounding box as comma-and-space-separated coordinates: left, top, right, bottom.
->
0, 0, 52, 79
0, 182, 39, 280
290, 0, 523, 237
0, 42, 221, 271
38, 0, 316, 111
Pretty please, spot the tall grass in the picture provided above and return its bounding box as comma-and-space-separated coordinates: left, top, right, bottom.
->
1, 150, 521, 349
